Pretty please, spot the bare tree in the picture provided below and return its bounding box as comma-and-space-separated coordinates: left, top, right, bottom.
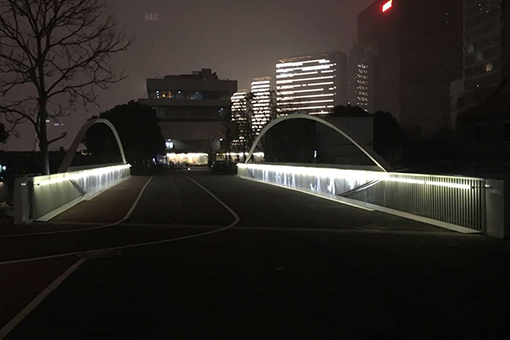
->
0, 0, 132, 174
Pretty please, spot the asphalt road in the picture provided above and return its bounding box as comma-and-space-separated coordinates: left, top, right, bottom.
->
1, 171, 510, 339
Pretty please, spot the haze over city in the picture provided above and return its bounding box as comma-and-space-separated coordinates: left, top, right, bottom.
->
3, 0, 374, 151
1, 1, 509, 338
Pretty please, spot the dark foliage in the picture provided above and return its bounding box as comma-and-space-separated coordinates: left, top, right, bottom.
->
373, 111, 407, 163
263, 120, 316, 163
330, 105, 373, 117
83, 101, 165, 164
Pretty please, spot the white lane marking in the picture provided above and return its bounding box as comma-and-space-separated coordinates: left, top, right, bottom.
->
0, 176, 153, 239
0, 175, 240, 265
0, 258, 87, 339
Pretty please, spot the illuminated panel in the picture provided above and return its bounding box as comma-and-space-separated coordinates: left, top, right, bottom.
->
382, 0, 392, 12
34, 164, 132, 186
237, 163, 481, 232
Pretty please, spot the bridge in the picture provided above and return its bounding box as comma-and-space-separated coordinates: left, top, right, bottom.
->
1, 116, 509, 338
13, 114, 509, 238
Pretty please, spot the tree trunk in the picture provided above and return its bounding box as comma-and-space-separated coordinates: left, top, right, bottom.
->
39, 103, 50, 175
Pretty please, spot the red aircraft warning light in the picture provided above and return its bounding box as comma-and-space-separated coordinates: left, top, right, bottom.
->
382, 0, 393, 12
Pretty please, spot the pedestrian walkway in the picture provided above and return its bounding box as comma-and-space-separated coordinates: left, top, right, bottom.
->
0, 176, 150, 237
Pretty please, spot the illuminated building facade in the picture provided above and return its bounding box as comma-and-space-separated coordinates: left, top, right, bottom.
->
139, 68, 237, 164
251, 77, 273, 135
352, 0, 463, 137
231, 90, 248, 146
276, 51, 347, 115
348, 44, 378, 112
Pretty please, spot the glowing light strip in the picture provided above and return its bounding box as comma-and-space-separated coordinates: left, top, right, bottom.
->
252, 80, 271, 85
277, 65, 332, 73
276, 76, 334, 84
386, 177, 471, 190
277, 85, 302, 89
238, 164, 474, 190
304, 82, 335, 86
34, 164, 131, 187
278, 94, 335, 101
276, 59, 329, 68
238, 163, 380, 179
221, 152, 264, 157
276, 72, 318, 78
281, 99, 335, 105
280, 88, 324, 95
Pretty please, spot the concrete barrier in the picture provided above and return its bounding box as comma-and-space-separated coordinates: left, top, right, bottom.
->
14, 164, 131, 224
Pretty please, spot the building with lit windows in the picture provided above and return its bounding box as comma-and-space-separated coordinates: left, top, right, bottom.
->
351, 0, 463, 137
452, 0, 510, 174
348, 44, 377, 111
454, 0, 510, 114
139, 68, 237, 165
230, 90, 248, 146
276, 51, 347, 115
251, 77, 273, 135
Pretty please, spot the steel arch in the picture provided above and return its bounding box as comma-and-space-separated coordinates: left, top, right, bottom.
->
58, 118, 127, 173
245, 114, 392, 172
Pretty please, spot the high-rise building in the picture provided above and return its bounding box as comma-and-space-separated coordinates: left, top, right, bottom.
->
351, 0, 464, 137
348, 44, 377, 112
276, 51, 347, 115
231, 90, 248, 146
452, 0, 510, 174
458, 0, 510, 111
251, 77, 273, 135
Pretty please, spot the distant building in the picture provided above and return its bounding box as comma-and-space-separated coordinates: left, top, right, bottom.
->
276, 51, 348, 115
351, 0, 464, 137
251, 77, 273, 135
230, 90, 248, 146
454, 0, 510, 114
348, 44, 377, 112
139, 68, 237, 165
452, 0, 510, 175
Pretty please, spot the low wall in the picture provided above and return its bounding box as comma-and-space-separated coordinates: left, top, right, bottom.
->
237, 163, 499, 235
14, 164, 131, 224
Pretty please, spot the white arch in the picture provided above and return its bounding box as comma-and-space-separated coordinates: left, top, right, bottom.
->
245, 114, 392, 172
58, 118, 127, 173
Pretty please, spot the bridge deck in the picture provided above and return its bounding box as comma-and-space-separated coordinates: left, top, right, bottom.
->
1, 171, 509, 339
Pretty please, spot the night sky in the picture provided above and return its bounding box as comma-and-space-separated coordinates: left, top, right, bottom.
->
3, 0, 374, 151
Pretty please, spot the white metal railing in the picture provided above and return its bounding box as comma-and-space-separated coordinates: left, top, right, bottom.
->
348, 172, 485, 231
14, 164, 131, 224
237, 163, 488, 233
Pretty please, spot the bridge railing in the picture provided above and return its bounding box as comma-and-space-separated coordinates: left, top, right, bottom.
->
347, 172, 485, 232
14, 164, 131, 224
237, 163, 507, 236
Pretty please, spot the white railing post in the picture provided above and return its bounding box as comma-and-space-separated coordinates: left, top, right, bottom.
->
14, 176, 33, 225
485, 179, 509, 239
